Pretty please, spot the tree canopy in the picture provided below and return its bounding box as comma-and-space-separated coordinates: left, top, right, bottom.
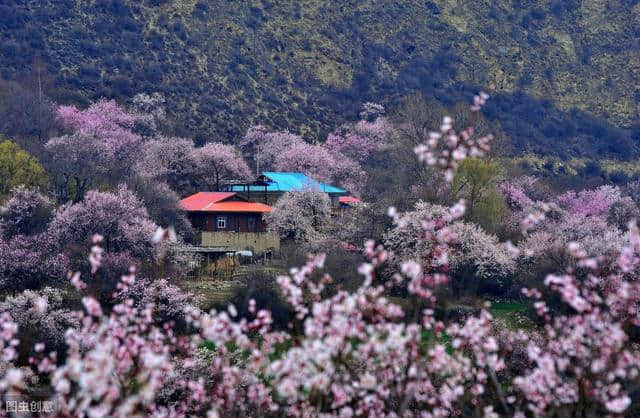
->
0, 139, 49, 200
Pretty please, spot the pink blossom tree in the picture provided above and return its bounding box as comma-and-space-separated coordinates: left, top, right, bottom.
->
0, 287, 78, 361
45, 132, 110, 202
499, 177, 536, 210
519, 210, 625, 270
116, 278, 197, 326
383, 200, 515, 295
324, 131, 379, 163
130, 92, 167, 137
239, 125, 304, 175
193, 142, 252, 191
265, 189, 332, 243
554, 185, 625, 218
359, 102, 386, 121
47, 185, 156, 261
0, 234, 67, 293
137, 137, 251, 195
512, 184, 638, 271
273, 141, 366, 195
608, 198, 640, 231
48, 99, 143, 202
44, 186, 165, 299
271, 141, 326, 175
135, 136, 198, 194
56, 99, 140, 153
241, 125, 367, 195
127, 178, 194, 239
0, 190, 64, 293
325, 107, 392, 165
0, 186, 54, 239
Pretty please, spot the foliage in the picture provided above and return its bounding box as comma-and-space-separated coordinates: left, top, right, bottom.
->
451, 158, 506, 231
47, 185, 155, 261
126, 178, 194, 239
265, 189, 332, 243
46, 100, 142, 201
482, 92, 638, 160
0, 287, 78, 361
138, 136, 251, 196
0, 77, 59, 147
383, 201, 514, 294
226, 271, 294, 331
116, 278, 197, 326
0, 234, 67, 293
0, 186, 54, 239
194, 142, 252, 191
0, 140, 49, 200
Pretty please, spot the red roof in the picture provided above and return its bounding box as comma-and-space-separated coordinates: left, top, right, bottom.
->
180, 192, 272, 213
202, 201, 272, 213
180, 192, 237, 211
339, 196, 362, 204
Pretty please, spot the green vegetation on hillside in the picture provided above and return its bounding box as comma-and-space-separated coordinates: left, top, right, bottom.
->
0, 139, 49, 200
1, 0, 639, 157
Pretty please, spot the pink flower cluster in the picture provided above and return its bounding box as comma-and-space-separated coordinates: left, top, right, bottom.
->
555, 185, 624, 218
516, 236, 640, 415
57, 99, 141, 159
499, 177, 537, 210
414, 92, 493, 182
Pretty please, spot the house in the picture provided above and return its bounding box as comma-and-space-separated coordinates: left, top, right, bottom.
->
221, 172, 347, 207
338, 196, 362, 208
180, 192, 280, 253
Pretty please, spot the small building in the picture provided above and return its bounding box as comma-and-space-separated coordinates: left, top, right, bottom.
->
222, 171, 347, 207
180, 192, 280, 254
339, 196, 362, 208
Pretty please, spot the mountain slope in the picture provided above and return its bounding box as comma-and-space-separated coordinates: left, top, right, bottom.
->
1, 0, 639, 153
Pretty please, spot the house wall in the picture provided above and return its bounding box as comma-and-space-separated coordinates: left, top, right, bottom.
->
188, 212, 267, 233
200, 231, 280, 253
187, 211, 279, 253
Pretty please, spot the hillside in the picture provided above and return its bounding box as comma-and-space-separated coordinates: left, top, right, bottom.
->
1, 0, 639, 156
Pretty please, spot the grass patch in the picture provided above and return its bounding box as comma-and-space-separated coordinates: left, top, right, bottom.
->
489, 301, 535, 330
176, 276, 247, 311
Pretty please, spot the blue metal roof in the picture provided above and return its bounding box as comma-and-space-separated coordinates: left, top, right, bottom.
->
229, 172, 346, 194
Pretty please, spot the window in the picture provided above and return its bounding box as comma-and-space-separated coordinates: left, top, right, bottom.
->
217, 216, 227, 229
248, 217, 256, 232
